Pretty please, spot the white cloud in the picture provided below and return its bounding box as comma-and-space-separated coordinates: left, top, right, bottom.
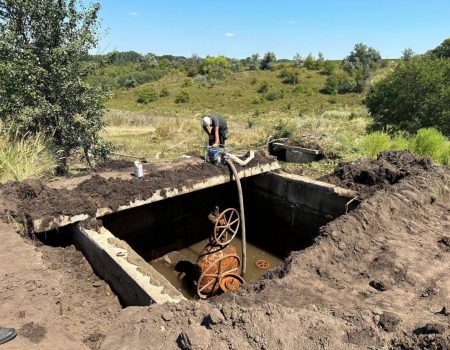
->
225, 32, 235, 37
129, 11, 139, 16
289, 20, 297, 24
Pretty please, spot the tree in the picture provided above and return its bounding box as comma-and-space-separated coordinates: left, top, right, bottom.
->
260, 51, 276, 70
365, 57, 450, 136
200, 56, 229, 87
0, 0, 111, 173
401, 48, 415, 61
428, 38, 450, 59
342, 43, 382, 74
304, 53, 316, 70
248, 53, 260, 70
293, 53, 302, 68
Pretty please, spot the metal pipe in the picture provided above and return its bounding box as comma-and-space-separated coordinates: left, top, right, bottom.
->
224, 158, 247, 276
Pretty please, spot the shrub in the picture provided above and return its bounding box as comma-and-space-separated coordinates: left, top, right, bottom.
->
365, 57, 450, 135
257, 81, 269, 93
0, 133, 56, 182
270, 119, 295, 139
361, 132, 392, 158
260, 52, 276, 70
265, 90, 284, 101
323, 73, 357, 94
278, 69, 299, 85
137, 87, 158, 104
175, 90, 190, 103
411, 128, 448, 160
159, 87, 170, 97
123, 77, 137, 88
322, 61, 336, 75
182, 78, 192, 87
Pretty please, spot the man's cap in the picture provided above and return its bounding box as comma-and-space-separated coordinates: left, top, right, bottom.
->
202, 116, 211, 127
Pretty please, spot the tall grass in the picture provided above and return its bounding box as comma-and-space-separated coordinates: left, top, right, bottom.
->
0, 133, 56, 182
361, 128, 450, 166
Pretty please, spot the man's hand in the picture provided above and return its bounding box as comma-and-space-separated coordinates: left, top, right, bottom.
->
212, 142, 219, 147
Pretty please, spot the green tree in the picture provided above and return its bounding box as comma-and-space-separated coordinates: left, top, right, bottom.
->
200, 56, 229, 86
401, 48, 415, 61
293, 53, 302, 68
342, 43, 382, 73
365, 57, 450, 136
428, 38, 450, 59
0, 0, 111, 173
248, 53, 260, 70
304, 53, 316, 70
260, 51, 276, 70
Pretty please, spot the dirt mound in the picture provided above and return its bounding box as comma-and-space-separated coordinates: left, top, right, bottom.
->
95, 159, 135, 171
0, 152, 275, 231
321, 150, 432, 198
100, 158, 450, 349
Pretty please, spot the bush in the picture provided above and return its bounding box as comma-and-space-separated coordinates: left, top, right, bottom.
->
137, 87, 158, 104
270, 119, 295, 139
361, 132, 392, 158
365, 57, 450, 135
159, 87, 170, 97
323, 73, 357, 94
265, 90, 284, 101
260, 52, 276, 70
0, 133, 56, 182
182, 78, 192, 87
257, 81, 269, 93
123, 77, 137, 88
175, 90, 190, 103
411, 128, 448, 160
278, 69, 299, 85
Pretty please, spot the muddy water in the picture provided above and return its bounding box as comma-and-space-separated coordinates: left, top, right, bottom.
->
149, 237, 283, 299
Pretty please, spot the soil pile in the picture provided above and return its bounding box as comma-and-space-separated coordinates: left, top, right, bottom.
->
100, 152, 450, 349
0, 152, 275, 231
321, 150, 432, 198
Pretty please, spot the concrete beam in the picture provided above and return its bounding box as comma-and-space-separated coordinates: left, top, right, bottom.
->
71, 225, 185, 306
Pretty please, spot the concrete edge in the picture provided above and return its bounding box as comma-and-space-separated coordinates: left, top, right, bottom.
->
71, 225, 185, 305
271, 143, 321, 155
277, 171, 359, 198
33, 161, 280, 233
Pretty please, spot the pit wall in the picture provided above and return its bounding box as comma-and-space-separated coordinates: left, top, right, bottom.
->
245, 172, 359, 254
71, 225, 185, 305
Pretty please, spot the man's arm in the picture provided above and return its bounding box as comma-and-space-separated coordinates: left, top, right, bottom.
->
202, 125, 210, 135
213, 127, 220, 147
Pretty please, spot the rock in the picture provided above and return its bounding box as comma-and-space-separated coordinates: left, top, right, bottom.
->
201, 308, 225, 328
177, 324, 211, 350
161, 311, 174, 322
414, 323, 446, 335
369, 280, 388, 291
378, 312, 401, 332
437, 306, 449, 316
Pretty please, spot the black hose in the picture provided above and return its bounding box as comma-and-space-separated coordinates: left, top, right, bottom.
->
224, 158, 247, 276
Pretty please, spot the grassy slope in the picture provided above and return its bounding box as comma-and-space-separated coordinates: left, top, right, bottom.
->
102, 66, 390, 177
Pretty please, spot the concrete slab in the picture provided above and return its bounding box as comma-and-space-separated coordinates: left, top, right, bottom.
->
72, 225, 185, 305
33, 159, 280, 233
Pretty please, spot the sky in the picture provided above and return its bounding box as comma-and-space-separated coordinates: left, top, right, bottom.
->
94, 0, 450, 60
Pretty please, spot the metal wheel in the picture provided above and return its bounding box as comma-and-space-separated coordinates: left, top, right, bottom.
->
213, 208, 240, 246
219, 273, 245, 292
196, 253, 241, 299
255, 259, 271, 269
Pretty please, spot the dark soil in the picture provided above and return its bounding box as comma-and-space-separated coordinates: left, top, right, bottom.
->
95, 159, 135, 171
320, 150, 433, 198
0, 152, 275, 232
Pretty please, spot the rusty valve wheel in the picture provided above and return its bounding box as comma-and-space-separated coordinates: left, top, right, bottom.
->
197, 254, 241, 299
219, 273, 245, 292
255, 259, 271, 269
213, 208, 240, 246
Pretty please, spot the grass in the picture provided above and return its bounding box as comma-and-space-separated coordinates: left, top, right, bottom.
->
0, 132, 56, 183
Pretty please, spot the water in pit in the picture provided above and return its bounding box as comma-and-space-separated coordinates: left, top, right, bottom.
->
149, 237, 283, 299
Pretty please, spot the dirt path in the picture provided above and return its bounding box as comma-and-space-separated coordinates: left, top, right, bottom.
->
0, 224, 122, 349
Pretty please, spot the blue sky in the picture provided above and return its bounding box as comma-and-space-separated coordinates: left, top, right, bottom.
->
94, 0, 450, 59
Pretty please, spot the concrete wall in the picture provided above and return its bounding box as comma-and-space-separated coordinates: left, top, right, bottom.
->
245, 172, 358, 254
71, 225, 185, 306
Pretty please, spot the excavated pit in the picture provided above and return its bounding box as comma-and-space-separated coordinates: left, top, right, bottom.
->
79, 172, 359, 304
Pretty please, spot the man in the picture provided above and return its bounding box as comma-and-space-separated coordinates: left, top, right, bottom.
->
202, 114, 229, 148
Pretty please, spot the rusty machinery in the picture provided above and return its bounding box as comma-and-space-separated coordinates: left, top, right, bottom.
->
196, 207, 245, 299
